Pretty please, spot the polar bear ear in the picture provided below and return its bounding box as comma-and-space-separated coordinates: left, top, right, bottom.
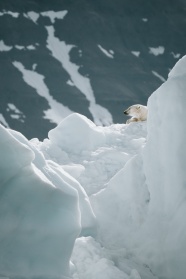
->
137, 105, 141, 109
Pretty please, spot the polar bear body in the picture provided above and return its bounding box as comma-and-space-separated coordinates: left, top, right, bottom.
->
124, 104, 148, 124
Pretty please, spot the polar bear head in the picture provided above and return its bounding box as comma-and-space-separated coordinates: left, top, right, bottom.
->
124, 104, 148, 124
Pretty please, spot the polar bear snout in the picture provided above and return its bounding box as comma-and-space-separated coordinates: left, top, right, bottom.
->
124, 109, 129, 115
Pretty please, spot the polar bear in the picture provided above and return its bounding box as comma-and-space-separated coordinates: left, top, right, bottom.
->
124, 104, 148, 124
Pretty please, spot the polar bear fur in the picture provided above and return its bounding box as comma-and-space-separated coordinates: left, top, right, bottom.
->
124, 104, 148, 124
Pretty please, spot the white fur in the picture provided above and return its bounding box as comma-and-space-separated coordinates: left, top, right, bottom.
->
124, 104, 148, 124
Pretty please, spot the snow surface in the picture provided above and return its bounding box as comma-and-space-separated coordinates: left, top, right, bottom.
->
0, 124, 81, 278
1, 56, 186, 279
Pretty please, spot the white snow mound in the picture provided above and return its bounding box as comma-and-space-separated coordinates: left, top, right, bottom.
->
0, 124, 80, 279
48, 113, 106, 154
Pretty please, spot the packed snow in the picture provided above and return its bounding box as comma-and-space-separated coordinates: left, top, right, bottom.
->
0, 124, 81, 279
0, 55, 186, 279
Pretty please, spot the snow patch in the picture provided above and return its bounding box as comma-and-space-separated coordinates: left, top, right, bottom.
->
149, 46, 165, 56
27, 45, 36, 50
0, 114, 9, 127
0, 40, 12, 51
15, 45, 25, 50
26, 11, 39, 23
41, 10, 68, 23
97, 44, 114, 59
131, 51, 140, 57
7, 103, 26, 122
15, 45, 37, 51
12, 61, 73, 124
67, 79, 75, 86
152, 70, 166, 82
78, 50, 83, 57
32, 63, 37, 70
171, 52, 181, 59
46, 25, 113, 126
0, 10, 19, 18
